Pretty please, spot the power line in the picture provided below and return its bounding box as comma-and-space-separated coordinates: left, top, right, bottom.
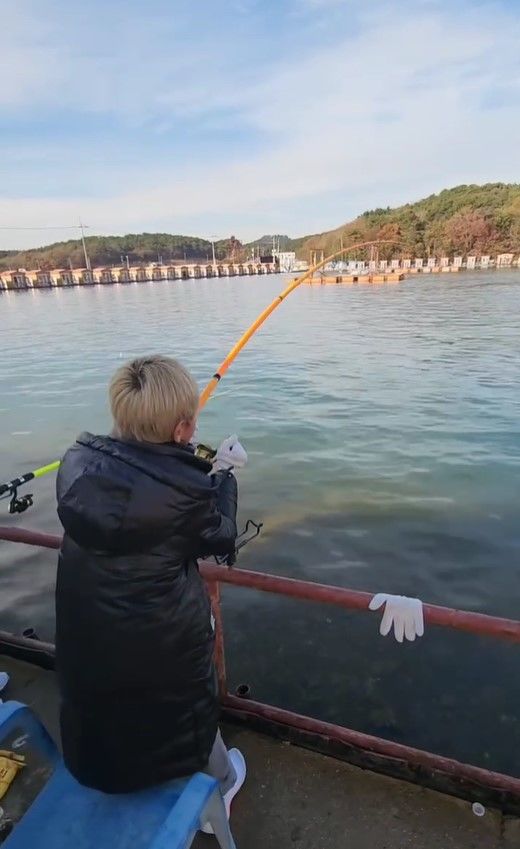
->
0, 225, 90, 230
0, 222, 92, 270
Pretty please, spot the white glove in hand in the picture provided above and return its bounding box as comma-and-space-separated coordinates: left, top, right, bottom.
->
212, 434, 248, 473
369, 593, 424, 643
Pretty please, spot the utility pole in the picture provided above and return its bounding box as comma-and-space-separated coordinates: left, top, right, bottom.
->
79, 218, 91, 270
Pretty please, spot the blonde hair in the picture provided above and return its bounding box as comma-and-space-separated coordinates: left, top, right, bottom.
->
109, 355, 199, 443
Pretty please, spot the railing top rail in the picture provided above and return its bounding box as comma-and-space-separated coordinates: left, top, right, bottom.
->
1, 525, 519, 643
199, 562, 520, 642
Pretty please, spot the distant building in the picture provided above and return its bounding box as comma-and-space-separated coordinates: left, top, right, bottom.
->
390, 259, 400, 269
467, 256, 476, 269
440, 257, 449, 268
496, 253, 514, 267
414, 258, 424, 269
453, 256, 463, 268
402, 258, 412, 269
427, 257, 436, 268
275, 251, 296, 272
479, 256, 490, 269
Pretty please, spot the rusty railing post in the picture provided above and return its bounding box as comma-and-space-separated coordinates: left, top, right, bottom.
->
208, 580, 227, 699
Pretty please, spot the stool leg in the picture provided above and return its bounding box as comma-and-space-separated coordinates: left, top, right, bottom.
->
201, 789, 237, 849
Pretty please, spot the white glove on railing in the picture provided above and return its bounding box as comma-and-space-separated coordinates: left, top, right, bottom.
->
369, 593, 424, 643
212, 434, 248, 473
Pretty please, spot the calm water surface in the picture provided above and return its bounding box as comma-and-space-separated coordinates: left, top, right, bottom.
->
1, 272, 519, 774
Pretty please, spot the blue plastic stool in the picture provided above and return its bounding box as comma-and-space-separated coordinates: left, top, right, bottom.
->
0, 701, 237, 849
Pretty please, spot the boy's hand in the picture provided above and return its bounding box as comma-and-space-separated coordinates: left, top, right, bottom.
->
212, 435, 248, 473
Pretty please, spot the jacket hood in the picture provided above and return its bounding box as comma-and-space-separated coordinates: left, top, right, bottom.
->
57, 432, 214, 554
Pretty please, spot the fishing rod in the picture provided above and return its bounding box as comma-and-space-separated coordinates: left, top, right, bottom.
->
1, 240, 396, 513
0, 462, 61, 514
199, 239, 397, 406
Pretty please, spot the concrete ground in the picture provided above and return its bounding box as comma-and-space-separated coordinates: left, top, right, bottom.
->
194, 724, 519, 849
2, 656, 519, 849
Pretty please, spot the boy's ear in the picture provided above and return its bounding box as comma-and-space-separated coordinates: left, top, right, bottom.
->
172, 421, 183, 443
173, 419, 193, 444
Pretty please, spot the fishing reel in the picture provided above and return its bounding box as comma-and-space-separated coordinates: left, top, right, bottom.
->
194, 442, 217, 462
0, 484, 34, 515
8, 488, 34, 515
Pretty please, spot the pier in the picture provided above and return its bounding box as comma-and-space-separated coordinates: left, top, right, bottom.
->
299, 250, 520, 283
316, 252, 519, 276
0, 261, 279, 292
306, 272, 405, 285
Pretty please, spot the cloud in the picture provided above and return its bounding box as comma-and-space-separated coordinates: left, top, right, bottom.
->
0, 3, 62, 108
1, 0, 519, 248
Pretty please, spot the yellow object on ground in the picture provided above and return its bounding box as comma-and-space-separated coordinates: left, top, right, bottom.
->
0, 750, 25, 800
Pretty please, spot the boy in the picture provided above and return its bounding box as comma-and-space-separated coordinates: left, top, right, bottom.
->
55, 354, 246, 820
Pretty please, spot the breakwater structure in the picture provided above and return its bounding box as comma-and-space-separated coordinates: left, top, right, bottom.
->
309, 250, 520, 276
305, 251, 520, 285
2, 251, 519, 292
0, 261, 279, 291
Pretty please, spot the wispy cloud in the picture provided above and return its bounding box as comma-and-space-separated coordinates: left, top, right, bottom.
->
1, 0, 519, 248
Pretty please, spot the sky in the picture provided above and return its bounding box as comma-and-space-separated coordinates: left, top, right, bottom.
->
1, 0, 520, 250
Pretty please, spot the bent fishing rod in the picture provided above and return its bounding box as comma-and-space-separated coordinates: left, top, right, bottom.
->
1, 240, 396, 514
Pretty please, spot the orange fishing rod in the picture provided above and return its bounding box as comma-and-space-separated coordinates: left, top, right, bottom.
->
198, 239, 396, 409
1, 239, 395, 510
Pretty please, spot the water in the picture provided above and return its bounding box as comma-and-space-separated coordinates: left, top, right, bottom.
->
1, 272, 519, 775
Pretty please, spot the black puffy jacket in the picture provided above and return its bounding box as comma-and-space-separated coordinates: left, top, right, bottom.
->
55, 432, 237, 793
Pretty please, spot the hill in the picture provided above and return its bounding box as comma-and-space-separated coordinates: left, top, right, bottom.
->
246, 234, 308, 254
2, 183, 520, 271
297, 183, 520, 260
0, 234, 243, 272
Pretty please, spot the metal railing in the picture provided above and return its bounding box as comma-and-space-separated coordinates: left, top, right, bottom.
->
1, 524, 519, 812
